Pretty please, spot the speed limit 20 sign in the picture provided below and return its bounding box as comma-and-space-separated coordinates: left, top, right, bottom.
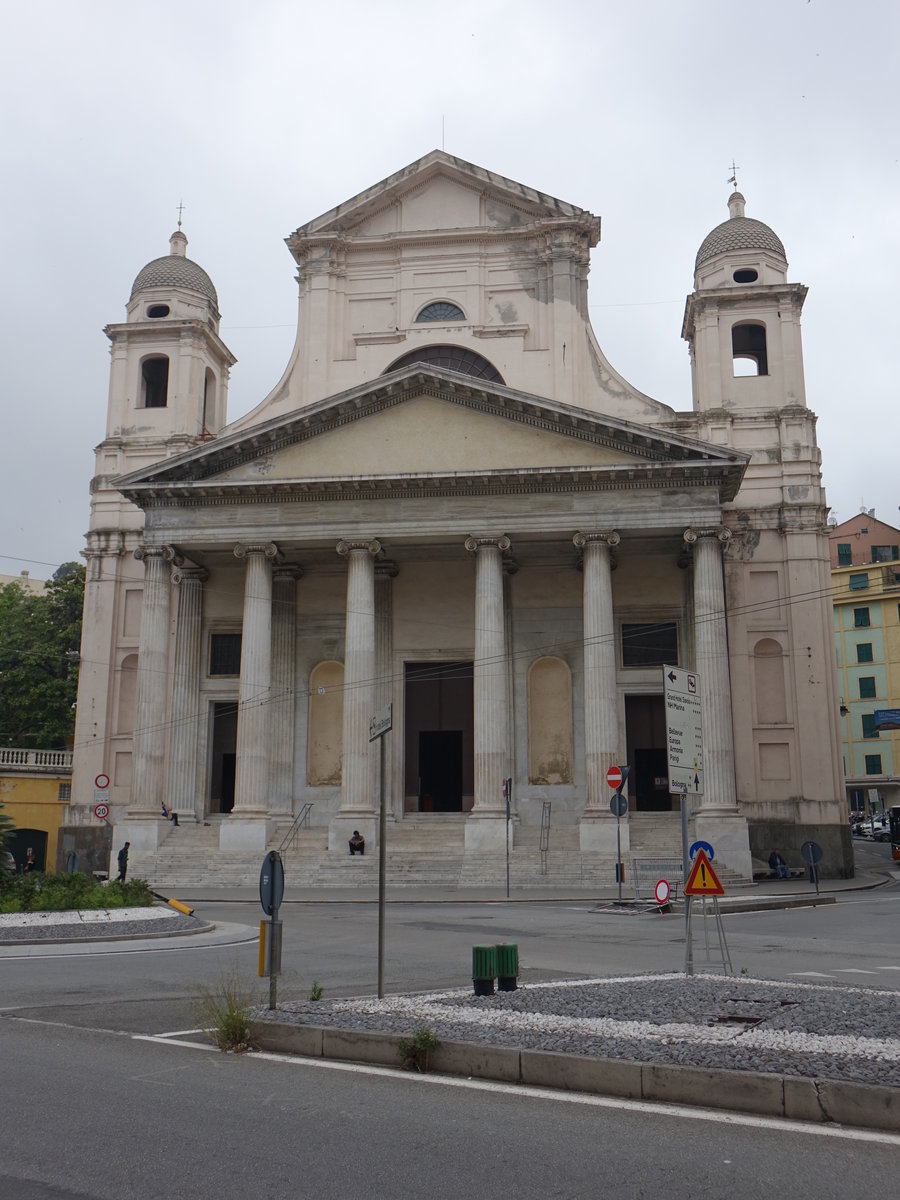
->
93, 803, 109, 820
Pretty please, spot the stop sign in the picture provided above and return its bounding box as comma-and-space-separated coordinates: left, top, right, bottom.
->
606, 765, 623, 790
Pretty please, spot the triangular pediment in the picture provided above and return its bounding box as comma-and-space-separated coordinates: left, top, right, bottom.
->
288, 150, 599, 246
117, 367, 748, 505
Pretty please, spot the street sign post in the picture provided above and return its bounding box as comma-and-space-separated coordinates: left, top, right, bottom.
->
801, 840, 823, 895
258, 850, 285, 1010
664, 665, 704, 975
607, 764, 630, 903
369, 703, 392, 998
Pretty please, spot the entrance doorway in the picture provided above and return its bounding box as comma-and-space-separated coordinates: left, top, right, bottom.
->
209, 701, 237, 814
405, 662, 473, 812
625, 694, 672, 812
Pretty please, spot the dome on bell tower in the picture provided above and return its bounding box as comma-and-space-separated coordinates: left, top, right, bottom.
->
693, 192, 788, 290
130, 230, 219, 310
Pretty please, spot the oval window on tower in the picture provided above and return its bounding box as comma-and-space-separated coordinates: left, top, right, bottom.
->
147, 304, 170, 318
733, 269, 758, 284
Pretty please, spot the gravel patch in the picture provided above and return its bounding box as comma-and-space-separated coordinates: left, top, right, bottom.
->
0, 906, 205, 942
262, 973, 900, 1089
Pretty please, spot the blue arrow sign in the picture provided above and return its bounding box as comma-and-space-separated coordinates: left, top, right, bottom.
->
689, 840, 714, 861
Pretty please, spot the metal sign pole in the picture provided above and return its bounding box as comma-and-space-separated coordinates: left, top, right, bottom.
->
377, 732, 387, 999
680, 790, 693, 976
505, 782, 510, 900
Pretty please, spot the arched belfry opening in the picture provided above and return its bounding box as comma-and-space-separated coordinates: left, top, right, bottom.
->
141, 356, 169, 407
732, 322, 768, 377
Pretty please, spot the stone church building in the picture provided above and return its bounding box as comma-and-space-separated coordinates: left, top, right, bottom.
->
67, 151, 850, 885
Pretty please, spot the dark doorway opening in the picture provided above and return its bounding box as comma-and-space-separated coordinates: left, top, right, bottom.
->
405, 661, 474, 812
7, 829, 48, 873
209, 702, 237, 814
625, 694, 672, 812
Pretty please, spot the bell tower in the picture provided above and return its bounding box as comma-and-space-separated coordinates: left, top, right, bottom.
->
682, 191, 808, 414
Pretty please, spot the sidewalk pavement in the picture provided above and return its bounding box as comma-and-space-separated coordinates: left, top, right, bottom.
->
168, 866, 893, 908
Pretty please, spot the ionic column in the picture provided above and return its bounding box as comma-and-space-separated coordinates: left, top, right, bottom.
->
336, 539, 381, 817
233, 542, 279, 813
684, 528, 737, 812
130, 545, 175, 815
465, 536, 511, 819
271, 566, 302, 815
165, 565, 207, 821
574, 531, 621, 814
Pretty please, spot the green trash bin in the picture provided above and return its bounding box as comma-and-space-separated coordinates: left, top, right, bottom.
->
472, 944, 498, 995
495, 942, 519, 992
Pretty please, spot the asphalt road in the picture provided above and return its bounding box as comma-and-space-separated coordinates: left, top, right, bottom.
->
2, 1015, 897, 1200
1, 841, 897, 1199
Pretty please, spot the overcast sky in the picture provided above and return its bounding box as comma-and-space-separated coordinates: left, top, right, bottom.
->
2, 0, 897, 580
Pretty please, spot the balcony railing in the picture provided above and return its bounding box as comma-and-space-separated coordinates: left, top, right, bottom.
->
0, 747, 73, 773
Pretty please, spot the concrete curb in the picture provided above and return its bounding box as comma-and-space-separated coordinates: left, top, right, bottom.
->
0, 919, 216, 947
249, 1019, 900, 1134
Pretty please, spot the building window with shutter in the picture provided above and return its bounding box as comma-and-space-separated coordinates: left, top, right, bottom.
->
864, 754, 883, 774
849, 573, 869, 591
837, 543, 852, 566
854, 607, 870, 627
858, 677, 876, 699
856, 643, 874, 663
861, 714, 879, 739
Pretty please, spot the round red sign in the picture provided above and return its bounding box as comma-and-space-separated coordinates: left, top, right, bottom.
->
94, 774, 110, 790
606, 765, 623, 789
93, 803, 109, 820
655, 879, 670, 905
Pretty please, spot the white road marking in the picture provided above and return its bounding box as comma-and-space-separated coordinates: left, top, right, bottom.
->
788, 972, 834, 978
833, 969, 880, 975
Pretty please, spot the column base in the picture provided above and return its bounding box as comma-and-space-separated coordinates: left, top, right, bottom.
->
329, 817, 376, 854
219, 817, 267, 853
465, 812, 511, 853
579, 813, 630, 855
692, 811, 752, 880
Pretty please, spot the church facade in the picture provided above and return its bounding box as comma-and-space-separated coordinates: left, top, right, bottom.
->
67, 152, 851, 883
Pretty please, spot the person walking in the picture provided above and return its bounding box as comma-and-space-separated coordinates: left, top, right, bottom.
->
116, 842, 130, 882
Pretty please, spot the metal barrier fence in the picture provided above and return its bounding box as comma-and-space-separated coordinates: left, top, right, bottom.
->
631, 857, 683, 901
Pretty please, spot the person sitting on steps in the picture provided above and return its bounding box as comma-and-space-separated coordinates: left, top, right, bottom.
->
161, 802, 179, 826
349, 830, 365, 856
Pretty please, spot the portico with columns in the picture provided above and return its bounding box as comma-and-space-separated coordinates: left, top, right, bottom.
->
70, 151, 850, 884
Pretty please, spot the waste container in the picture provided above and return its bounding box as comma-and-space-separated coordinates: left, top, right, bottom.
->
495, 943, 519, 992
472, 944, 498, 996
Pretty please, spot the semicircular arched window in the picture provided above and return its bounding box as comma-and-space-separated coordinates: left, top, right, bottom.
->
415, 301, 466, 323
385, 345, 504, 384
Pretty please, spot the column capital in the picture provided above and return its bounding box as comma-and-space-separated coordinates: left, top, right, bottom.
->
272, 564, 303, 582
171, 566, 208, 585
375, 560, 399, 579
336, 538, 381, 558
573, 530, 620, 550
134, 544, 176, 564
234, 542, 280, 561
683, 527, 731, 547
464, 535, 511, 554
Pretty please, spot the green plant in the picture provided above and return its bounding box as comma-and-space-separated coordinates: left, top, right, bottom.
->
0, 871, 154, 913
192, 975, 260, 1052
397, 1025, 439, 1073
308, 980, 324, 1001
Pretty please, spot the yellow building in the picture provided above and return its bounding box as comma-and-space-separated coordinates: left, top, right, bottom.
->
0, 749, 73, 872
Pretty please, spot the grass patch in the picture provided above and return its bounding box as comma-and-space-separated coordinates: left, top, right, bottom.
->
0, 871, 154, 913
398, 1025, 439, 1073
193, 975, 261, 1052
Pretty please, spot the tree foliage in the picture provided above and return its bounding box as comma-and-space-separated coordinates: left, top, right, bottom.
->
0, 563, 85, 748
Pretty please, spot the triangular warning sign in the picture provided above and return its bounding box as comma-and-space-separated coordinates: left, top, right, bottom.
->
684, 848, 725, 896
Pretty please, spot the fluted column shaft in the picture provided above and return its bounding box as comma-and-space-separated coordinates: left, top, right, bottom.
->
131, 546, 174, 815
233, 542, 278, 813
166, 567, 207, 819
575, 531, 620, 812
337, 539, 380, 815
466, 536, 511, 814
687, 528, 738, 812
271, 567, 300, 814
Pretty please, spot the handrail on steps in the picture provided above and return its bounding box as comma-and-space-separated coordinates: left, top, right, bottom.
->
279, 803, 314, 853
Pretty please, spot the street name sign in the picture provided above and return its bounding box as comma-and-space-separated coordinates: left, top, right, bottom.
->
663, 665, 703, 795
369, 703, 392, 742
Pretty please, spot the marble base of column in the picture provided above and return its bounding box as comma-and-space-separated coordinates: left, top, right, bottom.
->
329, 816, 377, 855
692, 812, 752, 880
579, 812, 630, 855
464, 812, 511, 853
219, 817, 268, 853
110, 820, 160, 860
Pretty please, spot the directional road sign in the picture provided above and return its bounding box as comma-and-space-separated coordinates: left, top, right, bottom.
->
663, 665, 703, 795
369, 703, 392, 742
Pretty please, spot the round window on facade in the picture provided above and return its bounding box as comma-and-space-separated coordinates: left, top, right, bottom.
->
147, 304, 170, 318
733, 269, 758, 284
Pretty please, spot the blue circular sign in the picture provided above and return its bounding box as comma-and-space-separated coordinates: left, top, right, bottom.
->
689, 840, 714, 861
259, 850, 285, 916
